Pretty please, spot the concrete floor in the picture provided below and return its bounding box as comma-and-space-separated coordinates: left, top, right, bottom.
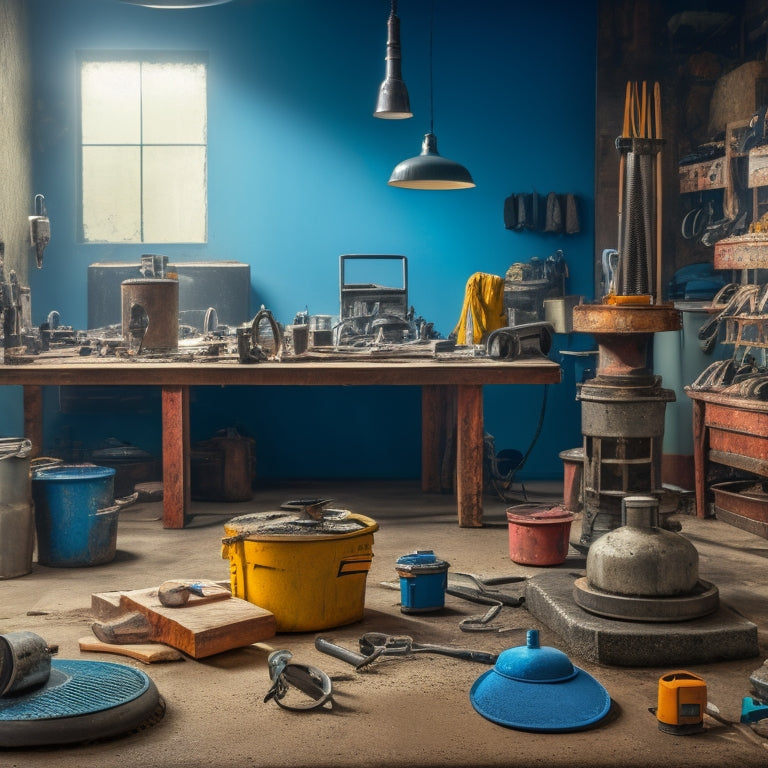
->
2, 479, 768, 767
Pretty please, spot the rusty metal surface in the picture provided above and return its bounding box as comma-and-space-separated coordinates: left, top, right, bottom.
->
572, 303, 680, 334
714, 233, 768, 269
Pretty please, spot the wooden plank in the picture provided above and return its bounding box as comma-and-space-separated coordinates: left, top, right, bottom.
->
706, 402, 768, 437
421, 385, 456, 494
692, 397, 708, 519
456, 385, 484, 528
117, 587, 276, 659
0, 356, 562, 388
709, 430, 768, 467
23, 385, 43, 457
162, 385, 190, 529
79, 636, 183, 664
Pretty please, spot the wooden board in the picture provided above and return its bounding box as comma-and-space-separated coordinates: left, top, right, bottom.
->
91, 587, 276, 659
119, 587, 276, 658
79, 636, 183, 664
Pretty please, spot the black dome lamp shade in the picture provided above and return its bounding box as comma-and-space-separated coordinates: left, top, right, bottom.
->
389, 132, 474, 189
387, 1, 474, 189
374, 0, 412, 119
119, 0, 233, 7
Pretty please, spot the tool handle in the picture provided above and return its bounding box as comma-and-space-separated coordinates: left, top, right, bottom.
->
314, 637, 371, 668
415, 645, 497, 664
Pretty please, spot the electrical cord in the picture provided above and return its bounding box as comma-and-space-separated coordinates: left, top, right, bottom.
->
488, 384, 549, 502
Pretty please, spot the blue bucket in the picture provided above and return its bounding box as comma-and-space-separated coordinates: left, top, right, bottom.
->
32, 465, 118, 567
395, 550, 450, 614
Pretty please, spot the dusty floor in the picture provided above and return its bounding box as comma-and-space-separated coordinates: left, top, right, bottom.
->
2, 479, 768, 767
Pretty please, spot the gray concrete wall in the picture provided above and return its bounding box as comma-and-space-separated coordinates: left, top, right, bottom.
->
0, 0, 32, 285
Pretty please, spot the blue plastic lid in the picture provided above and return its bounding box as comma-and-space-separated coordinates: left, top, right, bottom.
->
395, 550, 449, 573
32, 465, 116, 482
470, 630, 611, 732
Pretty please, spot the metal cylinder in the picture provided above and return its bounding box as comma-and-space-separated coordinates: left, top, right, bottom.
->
0, 631, 51, 696
0, 438, 34, 579
121, 278, 179, 353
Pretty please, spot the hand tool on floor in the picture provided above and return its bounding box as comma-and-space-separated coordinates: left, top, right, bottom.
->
314, 636, 383, 670
78, 636, 183, 664
358, 632, 497, 664
264, 649, 334, 711
157, 579, 231, 607
445, 572, 527, 631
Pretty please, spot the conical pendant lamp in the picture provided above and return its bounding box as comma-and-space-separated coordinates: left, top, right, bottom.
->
387, 1, 474, 189
374, 0, 412, 119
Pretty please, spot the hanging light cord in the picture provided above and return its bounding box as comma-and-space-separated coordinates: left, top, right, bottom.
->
428, 0, 435, 134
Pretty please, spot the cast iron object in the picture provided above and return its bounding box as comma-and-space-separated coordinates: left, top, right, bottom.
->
359, 632, 497, 664
314, 637, 382, 670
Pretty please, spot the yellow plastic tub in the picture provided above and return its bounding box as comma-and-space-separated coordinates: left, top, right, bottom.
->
221, 509, 378, 632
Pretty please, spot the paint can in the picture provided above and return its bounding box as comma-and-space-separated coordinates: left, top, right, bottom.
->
506, 504, 575, 566
395, 550, 450, 613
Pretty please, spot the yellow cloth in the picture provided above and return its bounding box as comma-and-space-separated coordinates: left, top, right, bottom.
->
453, 272, 506, 345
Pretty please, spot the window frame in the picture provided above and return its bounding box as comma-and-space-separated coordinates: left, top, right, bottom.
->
76, 50, 209, 245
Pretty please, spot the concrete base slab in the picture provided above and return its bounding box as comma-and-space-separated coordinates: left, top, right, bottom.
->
524, 570, 760, 667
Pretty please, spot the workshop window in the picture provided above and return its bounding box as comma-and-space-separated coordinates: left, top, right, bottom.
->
79, 55, 207, 244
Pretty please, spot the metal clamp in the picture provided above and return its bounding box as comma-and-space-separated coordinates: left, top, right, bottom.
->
264, 650, 333, 711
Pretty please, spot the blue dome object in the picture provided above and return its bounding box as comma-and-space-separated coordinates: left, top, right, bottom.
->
470, 630, 611, 732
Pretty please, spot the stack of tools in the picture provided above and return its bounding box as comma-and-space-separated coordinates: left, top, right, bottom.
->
612, 80, 664, 304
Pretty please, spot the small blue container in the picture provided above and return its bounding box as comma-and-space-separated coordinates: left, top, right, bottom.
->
395, 550, 450, 614
32, 465, 118, 568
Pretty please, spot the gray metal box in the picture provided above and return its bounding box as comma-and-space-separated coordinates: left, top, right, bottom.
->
87, 260, 250, 330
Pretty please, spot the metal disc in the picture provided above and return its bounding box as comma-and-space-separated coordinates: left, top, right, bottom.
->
572, 577, 720, 622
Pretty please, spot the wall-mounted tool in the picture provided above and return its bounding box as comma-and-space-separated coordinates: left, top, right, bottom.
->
28, 194, 51, 269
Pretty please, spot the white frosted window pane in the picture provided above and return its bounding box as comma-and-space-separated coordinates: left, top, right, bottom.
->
142, 63, 206, 144
81, 62, 141, 144
142, 146, 206, 243
82, 146, 141, 242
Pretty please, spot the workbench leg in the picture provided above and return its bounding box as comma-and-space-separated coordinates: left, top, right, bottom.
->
421, 385, 457, 494
456, 384, 484, 528
162, 385, 190, 529
23, 385, 43, 457
692, 397, 708, 518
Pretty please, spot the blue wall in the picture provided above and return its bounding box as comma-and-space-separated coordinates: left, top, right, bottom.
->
13, 0, 597, 480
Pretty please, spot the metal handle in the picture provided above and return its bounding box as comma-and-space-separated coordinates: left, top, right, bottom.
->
314, 637, 380, 670
413, 644, 497, 664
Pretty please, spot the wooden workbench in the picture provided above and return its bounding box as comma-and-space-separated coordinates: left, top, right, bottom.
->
0, 352, 561, 528
687, 388, 768, 520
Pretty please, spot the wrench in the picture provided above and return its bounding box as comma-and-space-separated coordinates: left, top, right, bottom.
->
359, 632, 497, 664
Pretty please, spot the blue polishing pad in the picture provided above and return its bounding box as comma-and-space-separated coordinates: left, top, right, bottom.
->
0, 658, 163, 747
470, 629, 611, 732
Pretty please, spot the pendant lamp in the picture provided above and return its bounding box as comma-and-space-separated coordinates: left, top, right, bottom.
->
119, 0, 232, 7
374, 0, 412, 119
387, 1, 474, 189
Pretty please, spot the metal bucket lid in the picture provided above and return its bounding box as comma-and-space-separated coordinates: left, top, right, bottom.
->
506, 503, 574, 525
395, 550, 450, 574
223, 509, 378, 542
32, 464, 116, 482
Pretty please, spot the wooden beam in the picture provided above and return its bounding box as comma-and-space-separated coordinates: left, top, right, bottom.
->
162, 385, 190, 529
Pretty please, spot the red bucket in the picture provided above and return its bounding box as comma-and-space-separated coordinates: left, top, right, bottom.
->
506, 504, 575, 566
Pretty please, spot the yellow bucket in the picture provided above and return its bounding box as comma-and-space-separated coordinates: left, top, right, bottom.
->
221, 510, 378, 632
